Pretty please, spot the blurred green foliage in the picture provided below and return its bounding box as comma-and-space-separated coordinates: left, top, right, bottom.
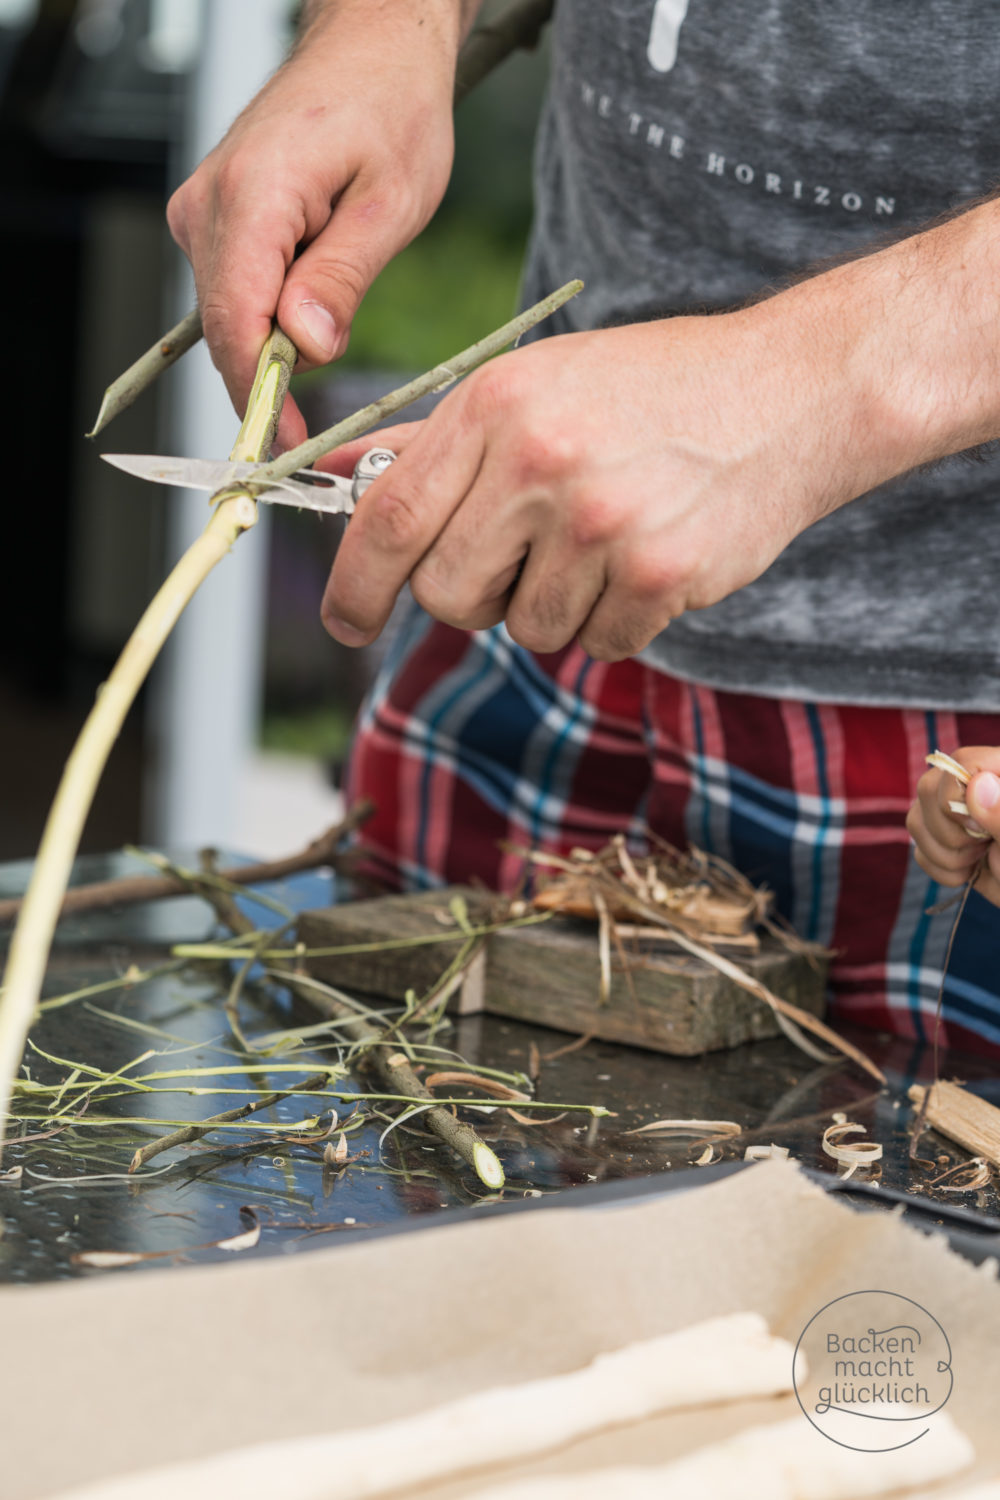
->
260, 705, 355, 759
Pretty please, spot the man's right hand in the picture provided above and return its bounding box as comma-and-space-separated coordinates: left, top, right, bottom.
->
166, 0, 468, 449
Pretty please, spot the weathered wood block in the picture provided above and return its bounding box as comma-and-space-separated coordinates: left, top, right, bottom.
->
297, 887, 827, 1057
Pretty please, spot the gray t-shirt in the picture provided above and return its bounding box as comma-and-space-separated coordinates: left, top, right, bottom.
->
520, 0, 1000, 708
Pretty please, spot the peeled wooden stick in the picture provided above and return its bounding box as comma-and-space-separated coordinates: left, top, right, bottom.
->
0, 330, 297, 1155
908, 1078, 1000, 1169
43, 1314, 800, 1500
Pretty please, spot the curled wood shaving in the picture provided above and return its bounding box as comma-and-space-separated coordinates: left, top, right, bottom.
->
926, 1157, 993, 1192
822, 1114, 882, 1179
506, 1108, 569, 1127
623, 1118, 742, 1139
423, 1071, 532, 1102
744, 1144, 790, 1162
695, 1144, 718, 1166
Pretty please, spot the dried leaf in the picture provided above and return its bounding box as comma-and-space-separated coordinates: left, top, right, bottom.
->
334, 1131, 349, 1164
0, 1165, 23, 1186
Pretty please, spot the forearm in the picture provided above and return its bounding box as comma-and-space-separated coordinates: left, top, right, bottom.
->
746, 196, 1000, 520
297, 0, 483, 49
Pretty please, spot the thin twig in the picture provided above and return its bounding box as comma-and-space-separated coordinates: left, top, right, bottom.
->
0, 803, 371, 927
251, 282, 582, 485
128, 1073, 329, 1172
86, 308, 202, 437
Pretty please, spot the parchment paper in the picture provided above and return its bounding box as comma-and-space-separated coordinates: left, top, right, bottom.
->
1, 1160, 998, 1500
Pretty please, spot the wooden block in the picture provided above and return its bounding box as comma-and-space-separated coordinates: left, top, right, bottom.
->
297, 887, 828, 1057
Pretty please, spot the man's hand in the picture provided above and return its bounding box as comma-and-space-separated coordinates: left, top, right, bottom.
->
907, 747, 1000, 906
320, 305, 883, 660
322, 187, 1000, 662
166, 1, 466, 450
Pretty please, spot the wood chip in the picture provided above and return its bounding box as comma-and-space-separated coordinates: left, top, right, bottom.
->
908, 1079, 1000, 1169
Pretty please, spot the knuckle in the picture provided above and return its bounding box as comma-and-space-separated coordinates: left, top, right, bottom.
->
513, 427, 578, 489
212, 153, 252, 207
567, 491, 621, 549
198, 298, 240, 360
578, 615, 648, 663
505, 599, 576, 657
464, 361, 520, 425
363, 484, 426, 552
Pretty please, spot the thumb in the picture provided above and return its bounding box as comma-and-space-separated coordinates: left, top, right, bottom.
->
276, 181, 416, 367
966, 768, 1000, 836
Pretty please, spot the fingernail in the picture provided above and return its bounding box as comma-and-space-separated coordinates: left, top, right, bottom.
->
973, 772, 1000, 810
327, 616, 368, 648
297, 300, 337, 360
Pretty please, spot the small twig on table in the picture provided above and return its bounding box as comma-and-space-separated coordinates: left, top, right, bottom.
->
129, 1073, 329, 1173
0, 803, 372, 927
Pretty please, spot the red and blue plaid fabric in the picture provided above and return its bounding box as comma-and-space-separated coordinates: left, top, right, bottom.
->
346, 613, 1000, 1055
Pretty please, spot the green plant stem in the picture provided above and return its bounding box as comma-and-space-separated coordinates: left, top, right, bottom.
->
253, 281, 581, 484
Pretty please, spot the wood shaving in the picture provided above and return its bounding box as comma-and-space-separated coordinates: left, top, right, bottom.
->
424, 1071, 532, 1102
623, 1118, 742, 1139
822, 1114, 882, 1179
743, 1144, 790, 1162
926, 1157, 992, 1192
